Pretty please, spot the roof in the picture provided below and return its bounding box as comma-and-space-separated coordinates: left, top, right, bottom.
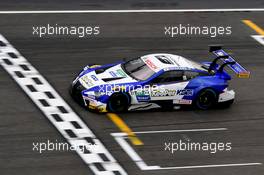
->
141, 53, 196, 72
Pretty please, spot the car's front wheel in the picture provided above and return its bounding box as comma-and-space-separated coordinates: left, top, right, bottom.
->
195, 89, 217, 110
70, 82, 86, 107
107, 93, 130, 112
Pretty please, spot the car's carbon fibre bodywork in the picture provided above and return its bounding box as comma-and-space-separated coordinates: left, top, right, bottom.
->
70, 46, 249, 113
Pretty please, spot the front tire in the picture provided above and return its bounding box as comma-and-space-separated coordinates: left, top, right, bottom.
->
195, 89, 217, 110
70, 82, 86, 107
107, 93, 130, 112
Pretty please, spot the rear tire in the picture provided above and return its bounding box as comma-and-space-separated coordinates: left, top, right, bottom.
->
195, 89, 217, 110
107, 93, 130, 112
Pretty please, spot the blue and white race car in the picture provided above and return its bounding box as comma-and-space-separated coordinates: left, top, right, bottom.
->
70, 46, 250, 113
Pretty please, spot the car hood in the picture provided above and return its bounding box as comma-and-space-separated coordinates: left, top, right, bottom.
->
78, 64, 137, 90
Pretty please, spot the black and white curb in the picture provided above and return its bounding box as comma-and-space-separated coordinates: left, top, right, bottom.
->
0, 34, 127, 175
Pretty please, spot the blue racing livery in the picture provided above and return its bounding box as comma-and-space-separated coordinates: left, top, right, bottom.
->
70, 46, 250, 113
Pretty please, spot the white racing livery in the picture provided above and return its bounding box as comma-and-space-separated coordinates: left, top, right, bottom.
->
70, 46, 249, 112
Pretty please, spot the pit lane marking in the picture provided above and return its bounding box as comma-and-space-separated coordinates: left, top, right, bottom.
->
242, 20, 264, 46
0, 34, 127, 175
107, 113, 143, 146
0, 8, 264, 14
111, 128, 262, 171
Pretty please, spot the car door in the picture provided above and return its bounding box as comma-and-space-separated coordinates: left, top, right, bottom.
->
149, 70, 190, 101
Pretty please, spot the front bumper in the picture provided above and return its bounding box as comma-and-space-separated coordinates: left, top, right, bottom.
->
82, 95, 107, 113
71, 79, 107, 112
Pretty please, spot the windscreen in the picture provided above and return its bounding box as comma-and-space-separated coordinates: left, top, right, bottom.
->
122, 58, 156, 81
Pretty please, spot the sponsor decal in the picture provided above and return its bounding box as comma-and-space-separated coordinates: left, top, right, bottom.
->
149, 89, 193, 97
176, 89, 193, 96
134, 90, 149, 96
91, 75, 98, 81
109, 69, 127, 78
80, 76, 94, 87
145, 59, 158, 70
109, 71, 118, 77
164, 67, 191, 71
116, 69, 127, 77
134, 90, 151, 102
178, 99, 192, 104
136, 95, 151, 102
151, 89, 176, 97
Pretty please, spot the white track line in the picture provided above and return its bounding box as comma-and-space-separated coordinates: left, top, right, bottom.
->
158, 163, 262, 170
0, 34, 127, 175
133, 128, 227, 134
113, 134, 160, 170
251, 35, 264, 46
0, 8, 264, 14
112, 129, 262, 171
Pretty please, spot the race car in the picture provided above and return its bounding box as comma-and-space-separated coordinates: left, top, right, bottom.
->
70, 46, 250, 113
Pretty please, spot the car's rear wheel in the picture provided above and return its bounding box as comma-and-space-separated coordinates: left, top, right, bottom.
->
107, 93, 130, 112
195, 89, 217, 110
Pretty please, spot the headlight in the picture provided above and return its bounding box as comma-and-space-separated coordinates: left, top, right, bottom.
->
94, 91, 105, 98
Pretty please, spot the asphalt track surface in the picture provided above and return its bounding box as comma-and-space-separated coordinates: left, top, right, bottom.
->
0, 2, 264, 175
0, 0, 264, 10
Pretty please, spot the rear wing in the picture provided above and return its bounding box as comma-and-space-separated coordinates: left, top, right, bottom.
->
209, 46, 250, 78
